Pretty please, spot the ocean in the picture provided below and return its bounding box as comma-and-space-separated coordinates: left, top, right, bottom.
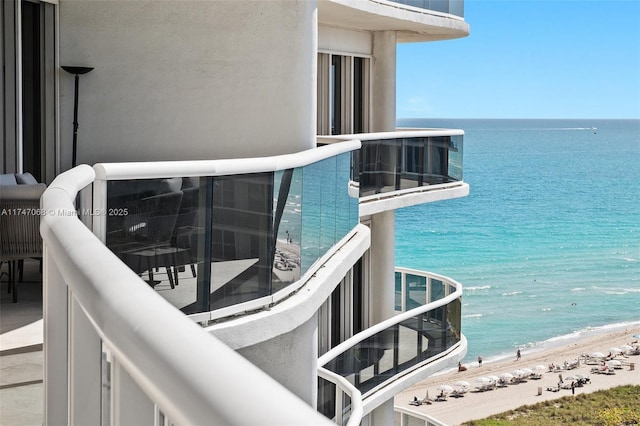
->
395, 118, 640, 364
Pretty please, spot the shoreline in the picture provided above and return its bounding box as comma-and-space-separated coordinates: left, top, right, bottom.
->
395, 326, 640, 425
450, 320, 640, 374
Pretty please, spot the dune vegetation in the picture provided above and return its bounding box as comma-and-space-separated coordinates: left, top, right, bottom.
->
462, 385, 640, 426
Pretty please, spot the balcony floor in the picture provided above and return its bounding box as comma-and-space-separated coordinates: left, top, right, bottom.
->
0, 259, 44, 426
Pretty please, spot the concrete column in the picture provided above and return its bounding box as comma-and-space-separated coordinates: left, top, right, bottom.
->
369, 209, 395, 325
371, 31, 397, 132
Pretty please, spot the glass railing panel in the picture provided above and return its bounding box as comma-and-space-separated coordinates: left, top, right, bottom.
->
322, 297, 461, 395
210, 173, 274, 309
105, 152, 357, 316
395, 272, 403, 311
355, 135, 463, 197
105, 177, 211, 314
319, 157, 338, 255
318, 377, 336, 420
430, 278, 445, 303
406, 273, 427, 310
448, 135, 464, 181
272, 168, 302, 292
390, 0, 464, 17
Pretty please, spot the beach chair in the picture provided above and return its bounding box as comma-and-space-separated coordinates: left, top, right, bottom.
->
409, 390, 431, 406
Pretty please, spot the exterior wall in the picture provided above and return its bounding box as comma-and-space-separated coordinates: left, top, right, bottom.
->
318, 25, 372, 55
58, 0, 317, 168
237, 314, 318, 406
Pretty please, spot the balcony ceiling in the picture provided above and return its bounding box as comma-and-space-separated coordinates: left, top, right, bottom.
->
318, 0, 470, 42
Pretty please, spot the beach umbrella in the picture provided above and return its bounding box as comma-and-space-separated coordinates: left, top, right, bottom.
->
621, 345, 634, 354
476, 377, 492, 384
606, 360, 621, 368
488, 375, 500, 383
590, 352, 605, 358
499, 372, 514, 380
574, 374, 587, 380
609, 347, 622, 355
512, 369, 526, 378
564, 375, 577, 381
454, 380, 470, 388
521, 368, 533, 377
436, 385, 454, 394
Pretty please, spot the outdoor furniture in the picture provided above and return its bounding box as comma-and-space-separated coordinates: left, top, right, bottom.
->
0, 177, 47, 302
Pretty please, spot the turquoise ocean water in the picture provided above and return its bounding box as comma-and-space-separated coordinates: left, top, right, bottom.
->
395, 118, 640, 364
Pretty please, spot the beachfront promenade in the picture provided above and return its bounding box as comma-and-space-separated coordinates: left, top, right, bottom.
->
395, 327, 640, 425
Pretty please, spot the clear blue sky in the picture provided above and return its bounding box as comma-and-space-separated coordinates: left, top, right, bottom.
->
396, 0, 640, 119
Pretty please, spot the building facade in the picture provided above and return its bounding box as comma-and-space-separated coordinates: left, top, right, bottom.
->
4, 0, 470, 424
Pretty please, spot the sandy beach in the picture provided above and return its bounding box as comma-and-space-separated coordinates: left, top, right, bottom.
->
395, 326, 640, 425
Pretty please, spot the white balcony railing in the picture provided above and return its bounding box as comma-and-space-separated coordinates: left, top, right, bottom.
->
40, 145, 366, 424
318, 268, 464, 419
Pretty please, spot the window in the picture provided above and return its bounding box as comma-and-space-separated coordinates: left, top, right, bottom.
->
317, 53, 370, 136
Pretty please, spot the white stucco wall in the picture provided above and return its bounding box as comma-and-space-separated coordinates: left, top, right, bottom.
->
237, 315, 318, 406
58, 0, 317, 168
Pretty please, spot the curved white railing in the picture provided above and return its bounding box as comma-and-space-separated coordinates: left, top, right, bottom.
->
318, 271, 462, 368
41, 165, 332, 424
317, 367, 364, 426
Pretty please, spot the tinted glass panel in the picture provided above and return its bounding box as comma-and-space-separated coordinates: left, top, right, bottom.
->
105, 152, 357, 315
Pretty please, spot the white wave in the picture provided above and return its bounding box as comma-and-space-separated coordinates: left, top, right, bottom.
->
465, 285, 492, 291
463, 314, 483, 319
540, 308, 552, 312
571, 287, 586, 292
501, 291, 522, 296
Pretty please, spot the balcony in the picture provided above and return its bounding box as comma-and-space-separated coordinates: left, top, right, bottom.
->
318, 0, 469, 43
391, 0, 464, 17
319, 129, 469, 215
39, 142, 364, 425
318, 268, 465, 422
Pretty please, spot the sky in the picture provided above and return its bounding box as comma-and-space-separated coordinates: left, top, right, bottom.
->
396, 0, 640, 119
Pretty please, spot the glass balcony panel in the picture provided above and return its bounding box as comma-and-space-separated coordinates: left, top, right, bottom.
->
301, 162, 322, 272
389, 0, 464, 17
397, 323, 419, 366
105, 151, 357, 316
406, 273, 427, 310
319, 157, 338, 254
355, 134, 463, 197
321, 277, 462, 395
317, 377, 336, 420
395, 271, 402, 311
210, 173, 274, 310
105, 177, 210, 314
430, 278, 445, 303
272, 168, 302, 292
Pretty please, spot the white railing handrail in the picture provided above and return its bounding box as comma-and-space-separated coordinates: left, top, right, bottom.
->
318, 367, 364, 426
318, 270, 462, 366
94, 139, 361, 180
317, 128, 464, 145
41, 165, 331, 425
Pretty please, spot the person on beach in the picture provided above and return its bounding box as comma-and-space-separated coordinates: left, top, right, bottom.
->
478, 355, 483, 367
516, 349, 521, 360
458, 362, 467, 372
571, 381, 576, 395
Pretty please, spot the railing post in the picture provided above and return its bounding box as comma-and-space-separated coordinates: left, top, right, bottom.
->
111, 357, 155, 425
43, 245, 69, 425
336, 387, 343, 425
69, 296, 102, 424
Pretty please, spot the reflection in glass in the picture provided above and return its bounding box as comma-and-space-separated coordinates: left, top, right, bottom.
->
104, 151, 357, 316
355, 135, 463, 197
